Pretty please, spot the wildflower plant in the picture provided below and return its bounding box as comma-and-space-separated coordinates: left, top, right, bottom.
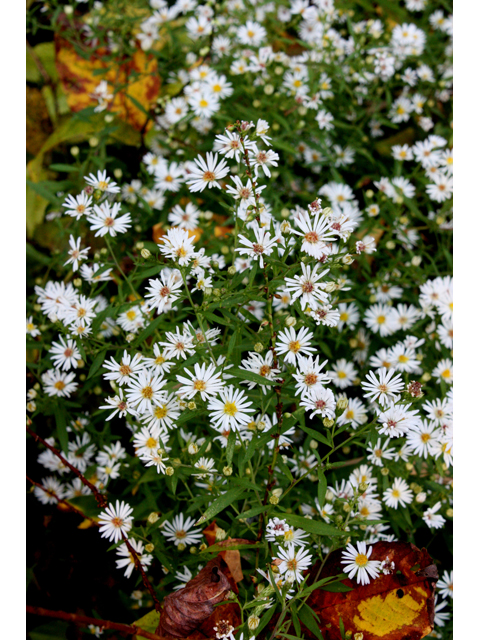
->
27, 0, 452, 637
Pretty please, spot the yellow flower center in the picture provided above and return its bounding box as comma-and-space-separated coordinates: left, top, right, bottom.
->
289, 340, 301, 353
224, 402, 238, 416
141, 386, 153, 399
193, 380, 207, 391
355, 553, 368, 567
154, 406, 168, 419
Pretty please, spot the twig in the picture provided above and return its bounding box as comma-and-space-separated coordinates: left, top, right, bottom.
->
26, 425, 107, 507
121, 531, 162, 613
26, 606, 165, 640
26, 475, 99, 525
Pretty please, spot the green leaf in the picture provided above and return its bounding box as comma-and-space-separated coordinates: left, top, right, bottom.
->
133, 609, 161, 637
298, 603, 324, 640
202, 311, 231, 327
299, 424, 331, 447
26, 179, 62, 205
272, 513, 344, 537
226, 428, 236, 467
235, 504, 273, 520
290, 603, 302, 637
133, 314, 163, 344
48, 163, 80, 173
320, 580, 353, 593
87, 349, 107, 380
227, 367, 275, 386
317, 468, 328, 509
26, 243, 51, 265
196, 486, 246, 524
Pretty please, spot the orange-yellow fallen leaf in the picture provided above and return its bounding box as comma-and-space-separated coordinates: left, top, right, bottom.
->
298, 541, 438, 640
55, 35, 160, 131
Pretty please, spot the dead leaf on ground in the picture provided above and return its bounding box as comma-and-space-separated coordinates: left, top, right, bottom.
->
293, 541, 437, 640
157, 556, 239, 639
55, 33, 160, 131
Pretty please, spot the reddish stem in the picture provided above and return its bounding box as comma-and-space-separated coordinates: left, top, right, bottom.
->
26, 425, 107, 507
26, 606, 166, 640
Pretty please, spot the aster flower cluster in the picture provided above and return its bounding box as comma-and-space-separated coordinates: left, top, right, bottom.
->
27, 0, 452, 636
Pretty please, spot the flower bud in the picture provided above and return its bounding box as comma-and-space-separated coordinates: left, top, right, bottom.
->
190, 546, 198, 554
70, 146, 79, 156
145, 543, 154, 553
415, 492, 426, 503
186, 444, 199, 457
380, 467, 389, 476
323, 418, 334, 428
223, 466, 233, 476
269, 495, 279, 505
264, 84, 274, 95
446, 508, 453, 518
199, 543, 208, 551
166, 467, 174, 476
254, 342, 264, 353
177, 543, 186, 552
147, 512, 159, 524
215, 527, 227, 541
248, 614, 260, 631
285, 316, 296, 327
187, 401, 197, 410
411, 256, 422, 267
310, 440, 318, 450
73, 278, 82, 288
386, 241, 395, 250
141, 248, 151, 259
323, 282, 337, 293
228, 266, 236, 275
358, 482, 369, 493
126, 333, 135, 343
337, 397, 348, 410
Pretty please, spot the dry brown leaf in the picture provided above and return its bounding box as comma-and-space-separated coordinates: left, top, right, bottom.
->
158, 557, 238, 638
